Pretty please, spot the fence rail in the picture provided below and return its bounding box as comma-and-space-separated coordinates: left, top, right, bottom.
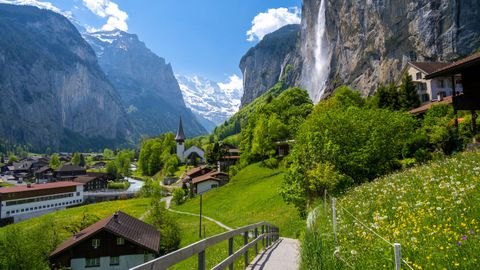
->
131, 222, 279, 270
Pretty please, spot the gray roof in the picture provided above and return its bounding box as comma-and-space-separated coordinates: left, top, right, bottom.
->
175, 117, 186, 142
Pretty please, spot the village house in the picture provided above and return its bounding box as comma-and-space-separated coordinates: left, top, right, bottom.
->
73, 172, 113, 192
34, 166, 55, 183
50, 211, 160, 270
218, 144, 240, 170
192, 171, 229, 194
55, 164, 87, 181
0, 181, 84, 226
399, 61, 463, 103
181, 165, 211, 184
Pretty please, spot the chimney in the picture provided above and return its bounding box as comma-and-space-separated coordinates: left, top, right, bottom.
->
114, 212, 119, 223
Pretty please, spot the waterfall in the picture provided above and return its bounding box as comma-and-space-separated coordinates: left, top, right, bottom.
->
302, 0, 330, 103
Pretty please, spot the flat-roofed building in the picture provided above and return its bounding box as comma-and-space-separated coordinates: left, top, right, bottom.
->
0, 181, 84, 225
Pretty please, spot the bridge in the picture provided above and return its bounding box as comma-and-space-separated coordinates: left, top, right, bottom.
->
130, 222, 299, 270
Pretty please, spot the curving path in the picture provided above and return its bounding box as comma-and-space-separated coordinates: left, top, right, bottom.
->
247, 238, 300, 270
163, 196, 234, 231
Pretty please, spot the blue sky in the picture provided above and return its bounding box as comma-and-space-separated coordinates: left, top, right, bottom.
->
2, 0, 302, 84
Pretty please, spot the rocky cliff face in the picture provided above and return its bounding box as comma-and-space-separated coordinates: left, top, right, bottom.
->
84, 30, 207, 137
302, 0, 480, 100
0, 4, 132, 151
239, 24, 302, 107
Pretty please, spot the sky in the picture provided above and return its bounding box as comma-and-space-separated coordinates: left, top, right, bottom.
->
0, 0, 302, 86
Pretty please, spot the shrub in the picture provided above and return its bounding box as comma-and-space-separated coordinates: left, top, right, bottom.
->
262, 157, 279, 169
107, 181, 130, 190
172, 188, 187, 205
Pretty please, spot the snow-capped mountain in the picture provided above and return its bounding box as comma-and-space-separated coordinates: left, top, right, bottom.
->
176, 75, 243, 128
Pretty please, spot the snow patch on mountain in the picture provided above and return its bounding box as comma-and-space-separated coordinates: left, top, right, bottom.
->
176, 75, 243, 126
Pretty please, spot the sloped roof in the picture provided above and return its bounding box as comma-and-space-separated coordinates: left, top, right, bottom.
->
175, 117, 186, 142
73, 175, 99, 184
184, 165, 208, 177
192, 171, 228, 184
55, 164, 85, 172
426, 51, 480, 78
408, 62, 450, 75
34, 165, 52, 174
50, 211, 160, 257
409, 96, 453, 114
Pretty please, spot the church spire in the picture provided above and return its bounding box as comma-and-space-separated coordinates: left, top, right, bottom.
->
175, 117, 186, 142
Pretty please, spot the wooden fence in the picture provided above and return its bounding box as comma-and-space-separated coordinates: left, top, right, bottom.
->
131, 222, 279, 270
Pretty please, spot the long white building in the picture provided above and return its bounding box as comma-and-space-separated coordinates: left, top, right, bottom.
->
0, 181, 84, 225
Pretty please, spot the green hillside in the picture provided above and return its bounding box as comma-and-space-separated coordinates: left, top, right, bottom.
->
302, 150, 480, 269
172, 163, 304, 238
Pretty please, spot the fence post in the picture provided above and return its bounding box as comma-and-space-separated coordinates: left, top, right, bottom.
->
198, 250, 206, 270
228, 237, 234, 270
332, 197, 337, 246
324, 189, 327, 213
394, 243, 402, 270
254, 227, 258, 255
244, 231, 249, 268
262, 225, 265, 248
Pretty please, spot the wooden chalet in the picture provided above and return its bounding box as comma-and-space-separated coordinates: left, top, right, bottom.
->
73, 172, 113, 192
181, 165, 211, 183
425, 51, 480, 136
55, 164, 87, 181
192, 171, 228, 194
34, 166, 55, 183
50, 211, 160, 270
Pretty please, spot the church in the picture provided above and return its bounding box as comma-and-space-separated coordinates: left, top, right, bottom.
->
175, 117, 206, 164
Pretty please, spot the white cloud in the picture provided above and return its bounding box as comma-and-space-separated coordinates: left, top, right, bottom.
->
218, 74, 243, 93
82, 0, 128, 32
247, 7, 301, 42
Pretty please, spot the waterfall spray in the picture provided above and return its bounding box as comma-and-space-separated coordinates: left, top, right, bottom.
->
302, 0, 330, 103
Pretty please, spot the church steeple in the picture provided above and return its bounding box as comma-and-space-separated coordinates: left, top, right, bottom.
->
175, 117, 186, 143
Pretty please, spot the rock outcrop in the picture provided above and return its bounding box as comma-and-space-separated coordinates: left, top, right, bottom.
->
239, 24, 302, 107
84, 30, 207, 137
0, 4, 132, 151
302, 0, 480, 99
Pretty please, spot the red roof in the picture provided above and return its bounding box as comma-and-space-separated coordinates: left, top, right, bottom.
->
50, 211, 160, 257
409, 96, 453, 114
192, 171, 228, 184
426, 51, 480, 78
409, 62, 450, 74
0, 181, 82, 194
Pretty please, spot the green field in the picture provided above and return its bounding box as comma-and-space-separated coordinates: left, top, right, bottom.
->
0, 198, 151, 240
302, 151, 480, 269
172, 163, 304, 238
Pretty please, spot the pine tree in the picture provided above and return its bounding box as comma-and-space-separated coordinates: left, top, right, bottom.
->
399, 74, 420, 110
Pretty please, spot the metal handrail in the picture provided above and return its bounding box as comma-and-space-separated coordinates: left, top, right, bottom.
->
131, 221, 279, 270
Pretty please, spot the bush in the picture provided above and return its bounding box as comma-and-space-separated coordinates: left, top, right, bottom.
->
281, 88, 416, 215
149, 201, 181, 255
261, 157, 279, 169
107, 181, 130, 190
172, 188, 187, 205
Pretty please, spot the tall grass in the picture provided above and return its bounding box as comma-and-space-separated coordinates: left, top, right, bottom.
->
302, 151, 480, 269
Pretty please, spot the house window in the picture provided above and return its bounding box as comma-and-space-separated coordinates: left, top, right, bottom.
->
85, 257, 100, 267
211, 184, 218, 189
421, 94, 430, 102
110, 256, 120, 266
92, 239, 100, 248
117, 237, 125, 245
415, 72, 422, 80
437, 79, 445, 88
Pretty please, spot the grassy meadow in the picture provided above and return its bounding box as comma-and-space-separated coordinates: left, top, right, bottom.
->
302, 150, 480, 269
172, 162, 304, 238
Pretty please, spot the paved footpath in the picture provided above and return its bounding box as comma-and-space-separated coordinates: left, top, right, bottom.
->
247, 238, 300, 270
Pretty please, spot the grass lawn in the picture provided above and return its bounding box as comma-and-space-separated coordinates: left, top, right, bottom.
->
172, 163, 304, 238
0, 198, 151, 240
302, 150, 480, 269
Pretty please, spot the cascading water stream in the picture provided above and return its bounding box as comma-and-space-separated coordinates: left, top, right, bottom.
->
302, 0, 330, 103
